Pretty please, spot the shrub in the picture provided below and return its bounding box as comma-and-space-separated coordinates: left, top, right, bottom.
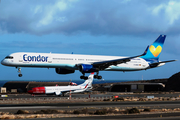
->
139, 98, 145, 101
113, 97, 124, 101
88, 111, 94, 115
43, 109, 59, 114
94, 109, 108, 115
73, 110, 81, 114
103, 99, 111, 101
144, 108, 151, 112
127, 108, 140, 114
81, 108, 89, 114
35, 109, 59, 114
117, 97, 124, 101
63, 110, 71, 114
72, 108, 89, 114
17, 110, 29, 114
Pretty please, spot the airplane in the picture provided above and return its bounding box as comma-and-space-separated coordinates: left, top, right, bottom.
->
28, 72, 94, 96
69, 82, 77, 86
1, 35, 176, 80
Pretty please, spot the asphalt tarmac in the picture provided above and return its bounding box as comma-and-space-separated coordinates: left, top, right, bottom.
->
1, 100, 180, 114
1, 100, 180, 108
4, 92, 180, 98
10, 113, 180, 120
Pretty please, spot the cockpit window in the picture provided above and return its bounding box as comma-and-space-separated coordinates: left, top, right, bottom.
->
5, 56, 13, 59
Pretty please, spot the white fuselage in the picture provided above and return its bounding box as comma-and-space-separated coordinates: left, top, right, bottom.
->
1, 52, 152, 71
45, 85, 88, 95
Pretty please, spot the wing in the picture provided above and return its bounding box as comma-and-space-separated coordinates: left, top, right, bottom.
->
91, 46, 149, 70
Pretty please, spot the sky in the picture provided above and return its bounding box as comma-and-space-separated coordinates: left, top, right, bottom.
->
0, 0, 180, 81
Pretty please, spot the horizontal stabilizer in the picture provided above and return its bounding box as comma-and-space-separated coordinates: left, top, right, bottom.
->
149, 60, 177, 68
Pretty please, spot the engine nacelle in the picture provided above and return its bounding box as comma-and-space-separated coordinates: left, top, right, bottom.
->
55, 68, 75, 74
55, 91, 62, 96
79, 64, 98, 73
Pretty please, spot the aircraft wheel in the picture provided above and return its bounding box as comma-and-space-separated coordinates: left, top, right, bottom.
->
80, 76, 84, 79
18, 74, 22, 77
98, 76, 102, 79
94, 75, 98, 79
84, 76, 88, 80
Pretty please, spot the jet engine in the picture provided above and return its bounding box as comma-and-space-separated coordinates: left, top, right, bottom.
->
55, 68, 75, 74
78, 64, 98, 73
55, 91, 62, 96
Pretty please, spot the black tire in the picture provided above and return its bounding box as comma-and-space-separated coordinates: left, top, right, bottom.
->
98, 76, 102, 79
18, 74, 22, 77
80, 76, 84, 79
84, 76, 88, 80
94, 75, 98, 79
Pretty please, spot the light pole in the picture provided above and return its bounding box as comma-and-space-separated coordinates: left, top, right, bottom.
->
69, 79, 71, 99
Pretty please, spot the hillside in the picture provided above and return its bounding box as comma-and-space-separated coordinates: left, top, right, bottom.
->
166, 72, 180, 91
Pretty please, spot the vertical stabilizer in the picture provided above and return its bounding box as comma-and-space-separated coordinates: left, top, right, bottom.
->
141, 35, 166, 62
79, 72, 94, 89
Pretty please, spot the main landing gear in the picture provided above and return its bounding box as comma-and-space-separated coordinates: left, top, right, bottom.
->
17, 67, 22, 77
80, 72, 102, 80
94, 74, 102, 79
80, 73, 88, 80
94, 71, 102, 79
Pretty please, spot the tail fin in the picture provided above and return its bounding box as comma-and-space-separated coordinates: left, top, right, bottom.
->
79, 72, 94, 88
141, 35, 166, 61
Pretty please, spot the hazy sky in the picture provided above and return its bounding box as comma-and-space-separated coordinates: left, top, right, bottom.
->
0, 0, 179, 81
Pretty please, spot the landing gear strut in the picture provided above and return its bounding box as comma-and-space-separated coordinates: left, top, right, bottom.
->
17, 67, 22, 77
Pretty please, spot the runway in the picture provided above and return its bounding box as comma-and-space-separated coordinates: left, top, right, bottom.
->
4, 92, 180, 98
17, 114, 180, 120
18, 117, 180, 120
1, 101, 180, 112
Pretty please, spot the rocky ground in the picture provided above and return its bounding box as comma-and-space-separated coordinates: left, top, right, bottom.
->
0, 92, 180, 119
1, 106, 180, 119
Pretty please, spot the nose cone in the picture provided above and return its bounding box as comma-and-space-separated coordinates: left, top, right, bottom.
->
1, 59, 10, 66
1, 59, 7, 66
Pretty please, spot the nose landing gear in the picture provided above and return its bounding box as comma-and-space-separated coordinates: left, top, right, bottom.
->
17, 67, 22, 77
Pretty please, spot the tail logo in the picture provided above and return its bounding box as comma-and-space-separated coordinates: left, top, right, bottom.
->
149, 45, 162, 57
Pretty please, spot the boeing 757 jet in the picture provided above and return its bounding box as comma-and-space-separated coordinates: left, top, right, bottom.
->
1, 35, 176, 79
28, 72, 94, 96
